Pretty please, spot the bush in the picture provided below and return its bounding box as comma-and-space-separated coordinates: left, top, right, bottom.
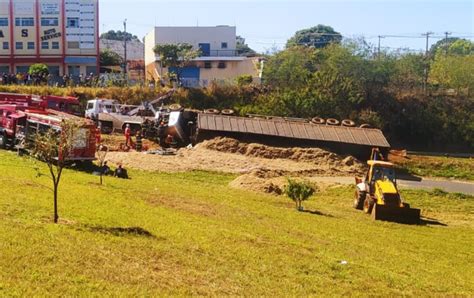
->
284, 179, 315, 211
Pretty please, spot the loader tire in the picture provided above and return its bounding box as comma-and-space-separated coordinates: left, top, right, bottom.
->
169, 104, 182, 111
353, 189, 365, 210
221, 109, 235, 116
204, 108, 220, 114
363, 196, 374, 214
342, 119, 356, 127
311, 117, 325, 125
360, 123, 372, 129
0, 134, 7, 149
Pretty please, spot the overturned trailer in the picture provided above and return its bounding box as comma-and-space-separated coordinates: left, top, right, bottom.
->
155, 110, 390, 158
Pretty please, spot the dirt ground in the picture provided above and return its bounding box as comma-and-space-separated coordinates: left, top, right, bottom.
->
106, 137, 366, 194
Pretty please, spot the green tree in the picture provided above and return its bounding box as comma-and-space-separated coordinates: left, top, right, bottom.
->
236, 36, 256, 56
100, 49, 123, 66
284, 179, 315, 211
429, 37, 460, 56
447, 39, 474, 56
100, 30, 139, 42
429, 54, 474, 93
28, 63, 49, 77
153, 43, 200, 85
286, 25, 342, 48
263, 46, 318, 89
390, 53, 425, 90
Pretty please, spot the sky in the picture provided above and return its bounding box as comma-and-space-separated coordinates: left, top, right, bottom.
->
99, 0, 474, 53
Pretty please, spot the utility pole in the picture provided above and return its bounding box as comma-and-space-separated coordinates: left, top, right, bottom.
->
377, 35, 385, 59
421, 31, 434, 94
123, 19, 128, 78
444, 31, 451, 55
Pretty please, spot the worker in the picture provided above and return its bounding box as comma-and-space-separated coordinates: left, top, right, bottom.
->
165, 134, 174, 148
135, 130, 143, 152
114, 164, 129, 179
124, 124, 131, 147
101, 161, 111, 176
95, 123, 102, 145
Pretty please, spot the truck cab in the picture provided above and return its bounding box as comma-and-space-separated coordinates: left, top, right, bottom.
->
85, 99, 121, 120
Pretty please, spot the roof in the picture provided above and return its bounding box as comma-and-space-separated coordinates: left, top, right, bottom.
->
367, 160, 394, 167
198, 114, 391, 148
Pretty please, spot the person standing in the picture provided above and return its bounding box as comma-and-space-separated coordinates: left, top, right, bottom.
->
124, 124, 131, 147
135, 130, 143, 152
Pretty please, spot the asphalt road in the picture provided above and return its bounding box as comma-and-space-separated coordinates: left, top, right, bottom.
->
313, 177, 474, 195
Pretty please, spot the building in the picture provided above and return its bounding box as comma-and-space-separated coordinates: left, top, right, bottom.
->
144, 26, 261, 87
100, 38, 145, 81
0, 0, 99, 77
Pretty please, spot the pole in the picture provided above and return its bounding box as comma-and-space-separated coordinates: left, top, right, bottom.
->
421, 31, 433, 94
377, 35, 384, 58
123, 19, 128, 77
444, 31, 451, 55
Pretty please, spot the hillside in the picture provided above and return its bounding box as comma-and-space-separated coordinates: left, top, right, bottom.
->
0, 151, 473, 295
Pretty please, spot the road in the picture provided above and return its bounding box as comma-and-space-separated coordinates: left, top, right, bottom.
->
312, 177, 474, 195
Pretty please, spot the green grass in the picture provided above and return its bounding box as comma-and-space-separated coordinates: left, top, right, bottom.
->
0, 151, 473, 296
395, 155, 474, 181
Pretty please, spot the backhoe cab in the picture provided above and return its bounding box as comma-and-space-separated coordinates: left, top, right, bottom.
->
354, 149, 421, 224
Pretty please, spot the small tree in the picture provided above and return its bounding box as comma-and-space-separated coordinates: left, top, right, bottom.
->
28, 63, 49, 77
32, 120, 79, 223
284, 179, 315, 211
153, 43, 200, 85
100, 49, 124, 67
96, 144, 109, 185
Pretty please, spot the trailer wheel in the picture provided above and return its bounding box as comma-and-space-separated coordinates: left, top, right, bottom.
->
326, 118, 340, 126
221, 109, 235, 116
342, 119, 356, 127
311, 117, 325, 125
204, 109, 220, 114
353, 189, 365, 210
363, 196, 374, 214
0, 134, 7, 149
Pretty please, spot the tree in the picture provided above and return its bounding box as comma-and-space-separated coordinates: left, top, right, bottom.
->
286, 25, 342, 48
236, 36, 256, 56
28, 63, 49, 77
32, 120, 80, 223
100, 49, 123, 66
153, 43, 200, 84
284, 179, 315, 211
97, 145, 109, 185
429, 37, 460, 56
429, 54, 474, 93
100, 30, 139, 42
447, 39, 474, 56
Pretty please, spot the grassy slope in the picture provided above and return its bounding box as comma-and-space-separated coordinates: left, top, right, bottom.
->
391, 154, 474, 181
0, 151, 473, 296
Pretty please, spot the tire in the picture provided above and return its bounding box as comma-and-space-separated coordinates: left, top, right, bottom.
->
363, 196, 374, 214
204, 108, 220, 114
342, 119, 356, 127
221, 109, 235, 116
326, 118, 340, 126
353, 189, 365, 210
311, 117, 325, 125
0, 134, 7, 149
169, 104, 182, 111
360, 123, 372, 129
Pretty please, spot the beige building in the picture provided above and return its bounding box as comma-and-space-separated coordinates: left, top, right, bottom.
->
144, 26, 261, 87
0, 0, 99, 76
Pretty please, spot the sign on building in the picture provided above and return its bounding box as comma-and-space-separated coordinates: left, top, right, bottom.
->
41, 3, 60, 15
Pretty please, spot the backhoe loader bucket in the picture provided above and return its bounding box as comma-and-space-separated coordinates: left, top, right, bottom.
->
372, 204, 421, 224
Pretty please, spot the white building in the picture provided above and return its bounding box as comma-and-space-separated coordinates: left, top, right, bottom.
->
144, 26, 261, 87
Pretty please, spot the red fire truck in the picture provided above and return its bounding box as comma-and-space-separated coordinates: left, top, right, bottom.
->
0, 92, 81, 116
0, 104, 97, 161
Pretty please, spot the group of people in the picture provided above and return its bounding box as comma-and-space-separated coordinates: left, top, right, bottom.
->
100, 161, 129, 179
0, 72, 101, 87
0, 72, 50, 86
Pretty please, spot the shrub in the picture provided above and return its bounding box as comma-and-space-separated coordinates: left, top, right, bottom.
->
284, 179, 315, 211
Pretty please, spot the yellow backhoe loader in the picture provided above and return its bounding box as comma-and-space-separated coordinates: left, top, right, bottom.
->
353, 149, 421, 224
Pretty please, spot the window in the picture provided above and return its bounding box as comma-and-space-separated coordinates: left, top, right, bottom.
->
221, 42, 228, 49
41, 41, 49, 49
27, 42, 35, 50
2, 42, 8, 50
67, 41, 79, 49
41, 17, 59, 26
15, 18, 34, 27
217, 61, 226, 69
51, 42, 59, 49
15, 42, 23, 50
66, 17, 79, 28
204, 62, 212, 69
0, 18, 8, 27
